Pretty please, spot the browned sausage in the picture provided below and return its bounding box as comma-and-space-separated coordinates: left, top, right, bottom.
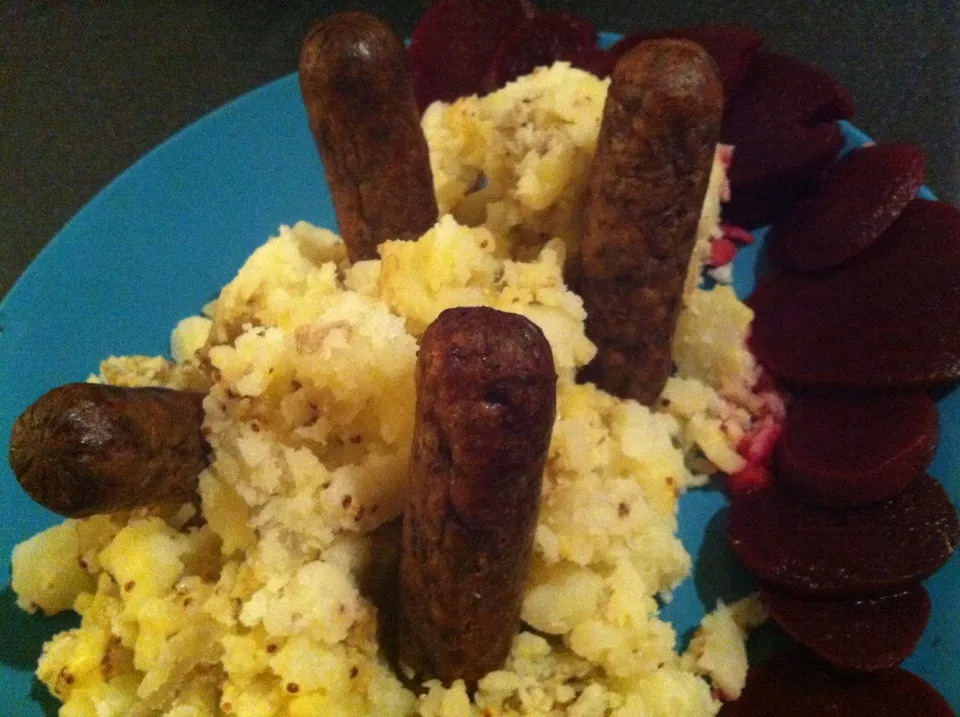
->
299, 12, 439, 263
576, 40, 724, 405
397, 307, 557, 685
9, 383, 209, 517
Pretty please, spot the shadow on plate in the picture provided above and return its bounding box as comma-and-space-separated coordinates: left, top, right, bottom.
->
31, 678, 61, 717
693, 506, 754, 608
691, 506, 793, 663
0, 585, 76, 716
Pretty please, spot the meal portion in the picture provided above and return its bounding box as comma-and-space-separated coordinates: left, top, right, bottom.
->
8, 13, 769, 717
6, 2, 959, 716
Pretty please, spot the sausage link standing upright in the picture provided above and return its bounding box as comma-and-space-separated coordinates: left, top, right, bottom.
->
576, 40, 724, 405
299, 12, 439, 263
398, 307, 557, 685
9, 383, 209, 517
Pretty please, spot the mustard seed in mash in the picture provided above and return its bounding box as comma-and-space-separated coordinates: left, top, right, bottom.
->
12, 63, 766, 717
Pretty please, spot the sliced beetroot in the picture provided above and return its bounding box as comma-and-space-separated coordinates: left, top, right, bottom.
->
750, 199, 960, 387
408, 0, 535, 110
483, 11, 598, 92
761, 585, 931, 671
775, 391, 939, 507
607, 24, 763, 94
571, 46, 616, 78
719, 51, 854, 228
770, 144, 926, 270
718, 652, 954, 717
722, 116, 843, 228
727, 51, 855, 126
727, 473, 959, 597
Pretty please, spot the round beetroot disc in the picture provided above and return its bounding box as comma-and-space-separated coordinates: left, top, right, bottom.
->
720, 51, 854, 228
718, 652, 954, 717
483, 11, 597, 92
727, 473, 959, 597
721, 108, 844, 229
408, 0, 535, 109
761, 585, 931, 671
775, 391, 939, 507
750, 199, 960, 388
770, 143, 925, 271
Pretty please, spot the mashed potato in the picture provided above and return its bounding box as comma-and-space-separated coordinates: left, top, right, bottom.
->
12, 63, 765, 717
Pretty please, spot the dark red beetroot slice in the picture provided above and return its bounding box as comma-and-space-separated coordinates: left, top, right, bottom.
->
483, 11, 597, 92
750, 199, 960, 387
722, 116, 843, 228
571, 46, 616, 78
718, 652, 953, 717
770, 144, 926, 270
606, 24, 763, 93
760, 585, 931, 671
726, 50, 855, 126
727, 473, 959, 597
408, 0, 535, 110
719, 51, 854, 228
775, 391, 939, 507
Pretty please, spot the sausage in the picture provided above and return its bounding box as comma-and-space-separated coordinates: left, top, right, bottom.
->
397, 307, 557, 684
575, 40, 724, 405
9, 383, 209, 517
299, 12, 439, 263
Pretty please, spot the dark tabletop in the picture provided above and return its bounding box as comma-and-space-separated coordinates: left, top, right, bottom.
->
2, 0, 958, 300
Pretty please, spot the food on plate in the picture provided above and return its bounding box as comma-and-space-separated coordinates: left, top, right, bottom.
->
719, 51, 855, 228
576, 40, 724, 405
604, 25, 763, 96
398, 307, 556, 684
8, 0, 959, 711
750, 198, 960, 387
9, 383, 208, 517
769, 143, 926, 270
299, 12, 438, 262
716, 652, 955, 717
409, 0, 536, 109
483, 11, 597, 92
759, 585, 931, 672
774, 390, 939, 508
728, 473, 959, 597
10, 52, 771, 714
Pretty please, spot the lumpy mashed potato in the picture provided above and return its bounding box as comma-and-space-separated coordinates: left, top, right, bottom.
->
11, 63, 766, 717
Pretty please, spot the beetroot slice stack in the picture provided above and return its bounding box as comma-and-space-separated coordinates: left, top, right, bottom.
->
734, 115, 958, 704
775, 391, 939, 507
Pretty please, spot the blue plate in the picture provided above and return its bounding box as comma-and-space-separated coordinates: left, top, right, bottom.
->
1, 36, 956, 715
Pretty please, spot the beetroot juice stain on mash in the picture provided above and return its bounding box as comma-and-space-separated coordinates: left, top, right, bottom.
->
6, 1, 959, 715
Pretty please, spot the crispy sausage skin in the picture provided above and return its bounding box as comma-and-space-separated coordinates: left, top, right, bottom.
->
576, 40, 723, 405
9, 383, 208, 517
299, 12, 439, 263
398, 307, 557, 684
